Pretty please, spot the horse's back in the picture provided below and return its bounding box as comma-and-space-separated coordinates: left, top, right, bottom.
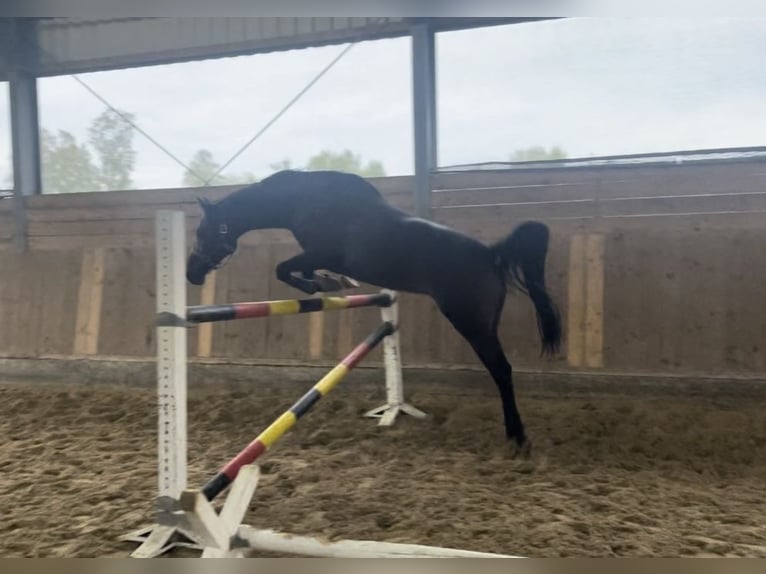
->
260, 170, 394, 255
261, 169, 385, 205
259, 170, 503, 303
340, 211, 503, 299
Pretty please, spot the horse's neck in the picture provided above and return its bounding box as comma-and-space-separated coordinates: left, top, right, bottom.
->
225, 187, 292, 235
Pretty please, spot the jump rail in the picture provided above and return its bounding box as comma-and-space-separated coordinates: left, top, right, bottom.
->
201, 321, 395, 501
158, 292, 394, 327
188, 292, 393, 323
122, 210, 509, 559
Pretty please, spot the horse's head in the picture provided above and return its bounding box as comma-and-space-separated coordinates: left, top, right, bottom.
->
186, 197, 237, 285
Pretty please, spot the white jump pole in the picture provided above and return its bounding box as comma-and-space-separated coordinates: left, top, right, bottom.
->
122, 210, 206, 557
156, 210, 188, 508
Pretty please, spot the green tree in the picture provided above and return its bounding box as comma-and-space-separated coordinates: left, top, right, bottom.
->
268, 158, 294, 172
305, 149, 385, 177
183, 149, 224, 186
182, 149, 256, 187
182, 149, 386, 187
88, 109, 136, 190
40, 128, 101, 194
510, 146, 567, 162
40, 109, 139, 194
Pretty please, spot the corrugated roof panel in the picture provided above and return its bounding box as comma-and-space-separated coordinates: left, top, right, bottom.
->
1, 17, 547, 80
29, 17, 413, 76
351, 17, 372, 29
295, 17, 314, 36
312, 18, 334, 34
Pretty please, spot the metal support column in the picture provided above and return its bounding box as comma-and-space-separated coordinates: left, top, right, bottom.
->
8, 18, 42, 251
411, 22, 437, 219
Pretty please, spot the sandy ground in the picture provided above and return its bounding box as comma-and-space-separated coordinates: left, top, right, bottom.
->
0, 376, 764, 558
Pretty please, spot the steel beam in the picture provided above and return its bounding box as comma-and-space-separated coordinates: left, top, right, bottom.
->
8, 18, 42, 251
411, 22, 437, 218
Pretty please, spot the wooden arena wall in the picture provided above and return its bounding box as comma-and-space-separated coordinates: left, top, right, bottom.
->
1, 163, 766, 376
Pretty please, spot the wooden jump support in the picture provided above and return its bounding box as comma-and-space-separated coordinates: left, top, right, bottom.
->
122, 210, 513, 558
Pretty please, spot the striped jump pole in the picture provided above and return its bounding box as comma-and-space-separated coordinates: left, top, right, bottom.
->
200, 321, 395, 501
184, 292, 393, 324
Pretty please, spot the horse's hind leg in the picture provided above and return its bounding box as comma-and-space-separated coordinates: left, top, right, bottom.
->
468, 332, 526, 447
438, 296, 526, 446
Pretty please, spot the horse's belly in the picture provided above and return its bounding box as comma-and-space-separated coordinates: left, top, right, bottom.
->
310, 212, 484, 296
338, 245, 442, 295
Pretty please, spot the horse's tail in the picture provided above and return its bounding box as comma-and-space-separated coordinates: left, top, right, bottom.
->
491, 221, 562, 356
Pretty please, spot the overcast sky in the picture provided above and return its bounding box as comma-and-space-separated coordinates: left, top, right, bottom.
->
1, 17, 765, 190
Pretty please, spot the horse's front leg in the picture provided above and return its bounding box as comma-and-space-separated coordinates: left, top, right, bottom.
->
275, 254, 319, 295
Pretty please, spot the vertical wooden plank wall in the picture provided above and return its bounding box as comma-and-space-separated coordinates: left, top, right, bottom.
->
73, 248, 106, 355
2, 165, 766, 377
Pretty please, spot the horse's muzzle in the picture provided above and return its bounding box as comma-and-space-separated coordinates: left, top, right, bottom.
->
186, 271, 205, 286
186, 254, 210, 286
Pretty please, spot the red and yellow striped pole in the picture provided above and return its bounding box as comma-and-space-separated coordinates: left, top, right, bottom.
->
201, 321, 395, 501
186, 292, 393, 324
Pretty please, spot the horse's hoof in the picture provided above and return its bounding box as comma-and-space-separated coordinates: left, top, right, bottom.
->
313, 271, 359, 292
517, 438, 533, 459
508, 436, 532, 459
313, 273, 344, 292
339, 275, 360, 289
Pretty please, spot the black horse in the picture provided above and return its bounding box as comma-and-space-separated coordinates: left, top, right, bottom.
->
187, 170, 561, 447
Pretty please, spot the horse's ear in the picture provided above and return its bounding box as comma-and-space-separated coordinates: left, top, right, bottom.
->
197, 196, 212, 211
